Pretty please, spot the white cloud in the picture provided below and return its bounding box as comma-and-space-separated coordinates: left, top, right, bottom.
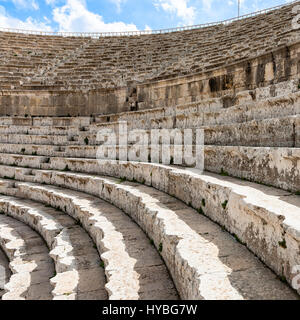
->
52, 0, 138, 32
0, 5, 52, 30
154, 0, 196, 25
201, 0, 213, 11
12, 0, 39, 10
45, 0, 57, 5
109, 0, 126, 13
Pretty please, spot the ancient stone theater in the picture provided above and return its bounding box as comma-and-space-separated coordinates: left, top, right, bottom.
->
0, 1, 299, 300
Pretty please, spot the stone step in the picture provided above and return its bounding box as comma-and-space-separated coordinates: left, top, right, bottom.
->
0, 153, 48, 168
1, 114, 298, 147
0, 143, 299, 192
90, 91, 300, 132
82, 115, 300, 148
0, 195, 107, 300
0, 182, 178, 300
0, 117, 91, 127
0, 192, 107, 300
0, 170, 298, 299
0, 134, 70, 145
0, 125, 80, 136
0, 214, 54, 300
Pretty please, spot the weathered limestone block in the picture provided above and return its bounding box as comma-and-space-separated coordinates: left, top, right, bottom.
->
2, 182, 178, 300
0, 214, 54, 300
12, 170, 299, 299
24, 160, 300, 295
0, 134, 69, 145
0, 195, 107, 300
204, 146, 300, 192
203, 116, 298, 147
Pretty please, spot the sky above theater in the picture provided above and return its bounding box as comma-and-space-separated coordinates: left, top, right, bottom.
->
0, 0, 294, 32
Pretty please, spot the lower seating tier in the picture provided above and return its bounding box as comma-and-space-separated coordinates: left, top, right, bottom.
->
0, 190, 179, 300
0, 145, 298, 192
0, 196, 107, 300
0, 115, 299, 147
0, 166, 298, 299
0, 214, 54, 300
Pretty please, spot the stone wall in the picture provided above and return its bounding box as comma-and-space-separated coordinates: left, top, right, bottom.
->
136, 42, 300, 110
0, 87, 128, 116
0, 41, 299, 116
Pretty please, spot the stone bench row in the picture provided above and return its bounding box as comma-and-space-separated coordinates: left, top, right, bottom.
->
105, 80, 300, 122
0, 117, 91, 127
0, 78, 297, 128
92, 90, 300, 132
28, 163, 300, 298
0, 213, 54, 300
0, 195, 107, 300
0, 183, 178, 300
0, 125, 81, 136
0, 115, 298, 147
0, 142, 298, 191
0, 173, 297, 300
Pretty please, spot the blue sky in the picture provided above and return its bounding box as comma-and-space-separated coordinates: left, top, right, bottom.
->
0, 0, 294, 32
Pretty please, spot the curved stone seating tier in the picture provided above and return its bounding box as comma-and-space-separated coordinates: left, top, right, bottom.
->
0, 117, 90, 127
0, 78, 298, 129
0, 144, 298, 192
73, 116, 300, 148
0, 174, 297, 300
0, 244, 11, 298
0, 33, 89, 90
93, 81, 300, 126
0, 125, 80, 136
0, 88, 298, 149
0, 195, 107, 300
0, 78, 298, 135
0, 2, 298, 91
0, 214, 54, 300
89, 91, 300, 133
1, 185, 178, 300
0, 115, 298, 148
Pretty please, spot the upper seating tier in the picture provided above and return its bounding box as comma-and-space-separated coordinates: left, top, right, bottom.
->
0, 2, 299, 93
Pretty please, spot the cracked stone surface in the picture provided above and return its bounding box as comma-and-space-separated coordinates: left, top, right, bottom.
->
0, 191, 178, 300
0, 196, 107, 300
0, 214, 54, 300
0, 174, 298, 300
